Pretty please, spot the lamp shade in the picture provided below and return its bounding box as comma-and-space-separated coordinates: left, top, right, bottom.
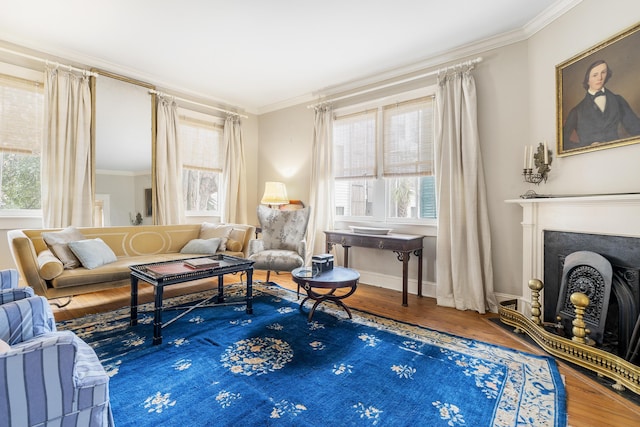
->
261, 182, 289, 205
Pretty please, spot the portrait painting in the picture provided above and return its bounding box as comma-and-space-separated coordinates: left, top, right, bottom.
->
556, 23, 640, 156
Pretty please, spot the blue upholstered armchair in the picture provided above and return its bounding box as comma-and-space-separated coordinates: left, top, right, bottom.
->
248, 205, 311, 283
0, 268, 34, 303
0, 278, 114, 426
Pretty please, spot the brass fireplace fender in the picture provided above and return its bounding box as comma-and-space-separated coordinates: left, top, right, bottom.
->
498, 290, 640, 395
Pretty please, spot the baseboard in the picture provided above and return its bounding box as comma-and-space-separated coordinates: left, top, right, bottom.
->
357, 270, 436, 298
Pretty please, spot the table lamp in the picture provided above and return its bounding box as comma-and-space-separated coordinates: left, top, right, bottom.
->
261, 181, 289, 208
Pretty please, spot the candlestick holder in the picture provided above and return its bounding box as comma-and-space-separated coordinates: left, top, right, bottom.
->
523, 142, 552, 185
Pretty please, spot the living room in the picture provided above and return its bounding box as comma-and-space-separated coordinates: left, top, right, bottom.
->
1, 0, 640, 425
0, 0, 638, 304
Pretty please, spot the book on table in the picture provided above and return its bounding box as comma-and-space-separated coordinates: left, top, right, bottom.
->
184, 258, 220, 269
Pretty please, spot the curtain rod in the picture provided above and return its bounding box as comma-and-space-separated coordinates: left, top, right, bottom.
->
0, 45, 247, 118
307, 56, 483, 108
0, 45, 99, 77
149, 89, 248, 118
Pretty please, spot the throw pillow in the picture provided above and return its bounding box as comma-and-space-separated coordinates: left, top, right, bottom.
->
225, 239, 243, 253
41, 226, 85, 269
180, 238, 222, 254
199, 223, 233, 251
37, 249, 64, 280
68, 238, 118, 270
0, 339, 10, 354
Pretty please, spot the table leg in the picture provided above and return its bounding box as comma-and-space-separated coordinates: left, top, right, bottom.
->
299, 282, 357, 321
217, 275, 224, 303
246, 268, 253, 314
130, 276, 138, 326
415, 249, 423, 298
401, 251, 409, 307
343, 245, 350, 267
153, 285, 164, 345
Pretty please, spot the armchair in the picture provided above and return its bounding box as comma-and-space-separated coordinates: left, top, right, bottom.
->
0, 295, 114, 426
248, 205, 311, 284
0, 268, 34, 304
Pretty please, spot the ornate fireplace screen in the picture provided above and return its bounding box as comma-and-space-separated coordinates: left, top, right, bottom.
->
556, 251, 612, 346
499, 249, 640, 395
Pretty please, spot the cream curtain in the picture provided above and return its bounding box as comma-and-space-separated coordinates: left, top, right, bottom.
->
223, 115, 247, 224
42, 68, 93, 227
155, 96, 184, 225
306, 105, 334, 264
435, 68, 498, 314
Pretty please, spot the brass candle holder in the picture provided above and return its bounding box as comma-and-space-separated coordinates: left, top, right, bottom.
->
523, 142, 552, 185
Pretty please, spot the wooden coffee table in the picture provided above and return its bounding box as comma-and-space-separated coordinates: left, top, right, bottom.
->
291, 266, 359, 321
129, 255, 254, 345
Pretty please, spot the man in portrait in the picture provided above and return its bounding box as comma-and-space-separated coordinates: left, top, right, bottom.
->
563, 60, 640, 148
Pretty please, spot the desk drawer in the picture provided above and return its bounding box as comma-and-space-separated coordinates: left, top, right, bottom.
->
325, 233, 422, 252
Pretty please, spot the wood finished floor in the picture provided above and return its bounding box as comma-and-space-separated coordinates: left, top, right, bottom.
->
51, 271, 640, 427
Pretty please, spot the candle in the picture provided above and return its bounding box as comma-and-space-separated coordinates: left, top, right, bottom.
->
529, 145, 533, 169
544, 141, 549, 164
523, 146, 528, 169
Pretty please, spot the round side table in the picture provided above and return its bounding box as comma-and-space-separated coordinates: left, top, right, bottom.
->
291, 266, 360, 322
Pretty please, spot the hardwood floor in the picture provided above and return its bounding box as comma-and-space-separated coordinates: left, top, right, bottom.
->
52, 271, 640, 427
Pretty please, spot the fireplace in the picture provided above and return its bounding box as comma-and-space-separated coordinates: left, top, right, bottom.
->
507, 194, 640, 315
543, 231, 640, 361
504, 194, 640, 392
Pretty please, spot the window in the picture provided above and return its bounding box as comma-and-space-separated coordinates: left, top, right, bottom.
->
333, 91, 436, 222
179, 112, 223, 215
0, 73, 43, 213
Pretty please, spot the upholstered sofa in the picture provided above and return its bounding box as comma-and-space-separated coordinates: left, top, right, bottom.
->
7, 223, 255, 300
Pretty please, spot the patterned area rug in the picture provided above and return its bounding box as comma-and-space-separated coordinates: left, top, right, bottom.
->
59, 283, 567, 426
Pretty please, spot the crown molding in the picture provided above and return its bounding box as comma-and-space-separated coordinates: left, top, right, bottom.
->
256, 0, 583, 114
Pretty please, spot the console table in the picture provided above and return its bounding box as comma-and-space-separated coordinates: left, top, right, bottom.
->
324, 230, 424, 306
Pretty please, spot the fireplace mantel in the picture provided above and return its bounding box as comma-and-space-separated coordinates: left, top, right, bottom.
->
506, 193, 640, 315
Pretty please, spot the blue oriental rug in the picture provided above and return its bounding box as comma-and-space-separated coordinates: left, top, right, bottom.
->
59, 283, 566, 427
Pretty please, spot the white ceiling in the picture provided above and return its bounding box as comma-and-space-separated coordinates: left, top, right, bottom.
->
0, 0, 577, 114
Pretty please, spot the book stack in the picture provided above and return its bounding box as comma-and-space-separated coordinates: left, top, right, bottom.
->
184, 258, 219, 269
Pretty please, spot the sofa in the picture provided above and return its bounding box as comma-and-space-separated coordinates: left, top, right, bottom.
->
7, 223, 255, 300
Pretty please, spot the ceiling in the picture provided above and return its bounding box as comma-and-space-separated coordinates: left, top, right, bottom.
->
0, 0, 577, 114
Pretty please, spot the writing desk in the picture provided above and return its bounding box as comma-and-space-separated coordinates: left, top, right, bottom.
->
324, 230, 424, 306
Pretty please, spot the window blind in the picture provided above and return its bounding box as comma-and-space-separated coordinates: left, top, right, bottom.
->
333, 110, 376, 179
382, 97, 434, 177
179, 116, 223, 172
0, 73, 43, 154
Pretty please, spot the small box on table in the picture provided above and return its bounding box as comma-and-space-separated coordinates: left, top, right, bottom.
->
312, 254, 334, 273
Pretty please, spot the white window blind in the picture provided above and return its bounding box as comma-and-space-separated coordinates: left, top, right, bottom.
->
382, 97, 434, 177
179, 116, 223, 171
333, 110, 376, 179
0, 73, 43, 154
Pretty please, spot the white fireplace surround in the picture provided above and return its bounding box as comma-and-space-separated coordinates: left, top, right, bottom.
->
507, 194, 640, 316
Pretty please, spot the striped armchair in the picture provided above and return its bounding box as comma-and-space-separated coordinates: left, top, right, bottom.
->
0, 294, 114, 426
0, 268, 34, 304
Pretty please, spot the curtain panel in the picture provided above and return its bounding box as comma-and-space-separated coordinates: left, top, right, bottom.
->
307, 105, 334, 263
155, 96, 184, 225
42, 68, 93, 227
434, 69, 498, 314
223, 115, 247, 224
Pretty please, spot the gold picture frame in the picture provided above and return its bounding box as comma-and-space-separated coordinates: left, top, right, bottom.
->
556, 23, 640, 156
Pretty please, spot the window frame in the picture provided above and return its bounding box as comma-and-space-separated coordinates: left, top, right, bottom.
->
177, 107, 225, 218
333, 87, 437, 227
0, 64, 45, 218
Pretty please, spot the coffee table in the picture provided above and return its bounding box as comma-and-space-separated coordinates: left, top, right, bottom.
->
291, 266, 359, 321
129, 254, 254, 345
